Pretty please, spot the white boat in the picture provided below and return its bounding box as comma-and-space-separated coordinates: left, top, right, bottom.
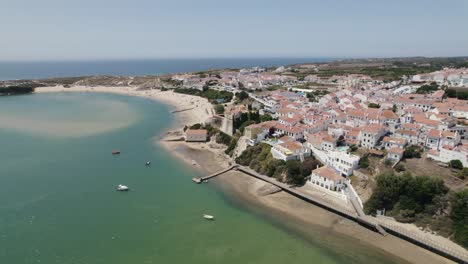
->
117, 184, 129, 191
145, 161, 151, 166
203, 214, 214, 220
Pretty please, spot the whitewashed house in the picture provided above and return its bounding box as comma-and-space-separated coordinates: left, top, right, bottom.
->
271, 141, 310, 161
309, 166, 345, 191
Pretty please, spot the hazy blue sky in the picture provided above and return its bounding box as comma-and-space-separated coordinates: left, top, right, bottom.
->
1, 0, 467, 61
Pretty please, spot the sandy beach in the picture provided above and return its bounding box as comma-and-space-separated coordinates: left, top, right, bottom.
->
36, 85, 214, 128
37, 85, 457, 263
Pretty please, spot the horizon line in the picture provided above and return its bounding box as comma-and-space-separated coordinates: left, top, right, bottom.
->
1, 55, 468, 64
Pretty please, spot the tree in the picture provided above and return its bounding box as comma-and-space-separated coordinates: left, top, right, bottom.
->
446, 88, 457, 98
216, 131, 232, 145
359, 156, 369, 168
456, 168, 468, 179
451, 190, 468, 248
450, 159, 463, 170
285, 160, 306, 185
403, 145, 422, 159
260, 114, 273, 122
364, 172, 448, 218
392, 104, 397, 113
416, 82, 439, 94
368, 103, 380, 109
300, 158, 320, 177
236, 91, 249, 101
349, 144, 358, 152
214, 104, 225, 115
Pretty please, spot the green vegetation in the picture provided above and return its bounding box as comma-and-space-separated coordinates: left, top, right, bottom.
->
403, 145, 422, 159
416, 82, 439, 94
306, 90, 329, 103
265, 84, 287, 91
368, 103, 380, 109
236, 91, 249, 101
394, 163, 406, 172
384, 159, 393, 167
456, 168, 468, 179
365, 172, 448, 221
349, 144, 358, 152
233, 111, 261, 133
451, 190, 468, 248
224, 138, 238, 156
449, 160, 463, 170
214, 104, 225, 115
359, 156, 369, 168
306, 93, 317, 102
0, 84, 40, 95
235, 144, 321, 185
260, 114, 274, 122
174, 88, 233, 102
216, 131, 232, 145
186, 123, 218, 138
364, 172, 468, 248
446, 88, 468, 100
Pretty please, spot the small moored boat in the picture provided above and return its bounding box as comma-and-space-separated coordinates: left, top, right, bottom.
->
117, 184, 129, 191
145, 161, 151, 166
203, 214, 214, 220
112, 150, 121, 155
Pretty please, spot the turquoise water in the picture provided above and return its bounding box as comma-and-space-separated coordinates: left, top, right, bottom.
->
0, 93, 400, 263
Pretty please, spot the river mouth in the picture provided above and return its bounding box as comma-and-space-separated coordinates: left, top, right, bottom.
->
0, 92, 435, 264
0, 93, 139, 138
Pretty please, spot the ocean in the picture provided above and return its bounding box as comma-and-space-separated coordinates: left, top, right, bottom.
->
0, 58, 333, 81
0, 92, 403, 264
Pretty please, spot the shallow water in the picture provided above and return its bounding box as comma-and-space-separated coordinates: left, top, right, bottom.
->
0, 93, 400, 263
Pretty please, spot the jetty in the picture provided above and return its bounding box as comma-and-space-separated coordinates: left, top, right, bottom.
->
192, 165, 238, 183
194, 164, 468, 263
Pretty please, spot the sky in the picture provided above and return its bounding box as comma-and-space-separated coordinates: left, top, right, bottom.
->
1, 0, 467, 61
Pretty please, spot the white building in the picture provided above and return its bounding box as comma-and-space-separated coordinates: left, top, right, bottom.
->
309, 166, 345, 191
427, 145, 468, 167
387, 147, 404, 161
271, 141, 310, 161
359, 124, 386, 148
324, 150, 360, 177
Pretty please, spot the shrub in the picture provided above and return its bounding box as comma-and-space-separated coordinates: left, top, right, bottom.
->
214, 104, 225, 115
456, 168, 468, 179
403, 145, 422, 159
359, 156, 369, 169
449, 159, 463, 170
451, 190, 468, 248
416, 82, 439, 94
364, 172, 448, 219
236, 91, 249, 100
368, 103, 380, 108
216, 132, 232, 146
394, 163, 406, 172
384, 159, 393, 167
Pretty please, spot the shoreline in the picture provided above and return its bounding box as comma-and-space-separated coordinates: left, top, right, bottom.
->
37, 85, 455, 263
36, 85, 214, 129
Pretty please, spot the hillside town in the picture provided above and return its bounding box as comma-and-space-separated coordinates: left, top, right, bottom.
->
176, 66, 468, 178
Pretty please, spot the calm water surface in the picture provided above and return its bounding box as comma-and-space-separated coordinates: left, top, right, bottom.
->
0, 93, 400, 264
0, 58, 333, 81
